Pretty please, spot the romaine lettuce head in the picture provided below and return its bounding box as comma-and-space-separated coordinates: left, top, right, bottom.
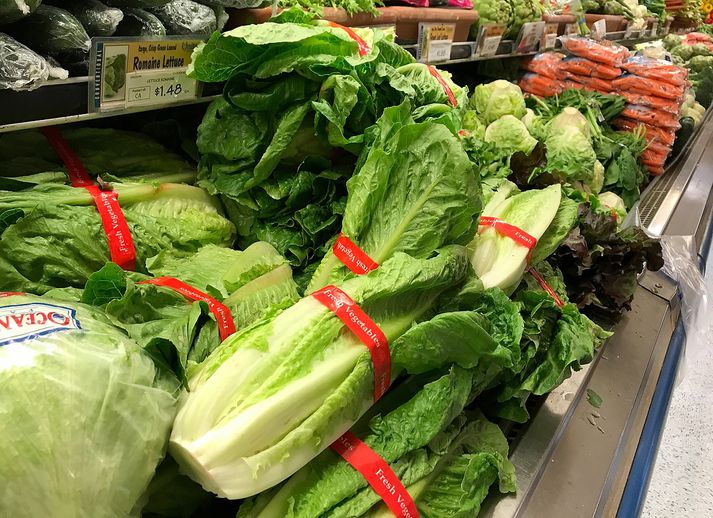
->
484, 115, 538, 155
0, 182, 236, 294
0, 293, 178, 517
471, 80, 526, 124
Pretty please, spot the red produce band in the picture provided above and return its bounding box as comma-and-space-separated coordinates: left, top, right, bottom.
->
311, 285, 390, 401
427, 65, 457, 107
41, 126, 137, 271
332, 233, 379, 275
326, 21, 370, 56
0, 292, 24, 298
331, 431, 420, 518
478, 216, 537, 262
527, 267, 565, 308
138, 277, 237, 341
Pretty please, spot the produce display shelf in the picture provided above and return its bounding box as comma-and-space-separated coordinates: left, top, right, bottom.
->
481, 111, 713, 518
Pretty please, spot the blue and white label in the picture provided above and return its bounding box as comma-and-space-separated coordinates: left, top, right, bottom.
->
0, 303, 81, 346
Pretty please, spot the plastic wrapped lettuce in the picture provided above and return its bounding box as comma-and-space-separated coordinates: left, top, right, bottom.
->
114, 7, 166, 36
6, 5, 90, 66
0, 32, 50, 90
0, 0, 41, 24
149, 0, 216, 36
64, 0, 124, 36
0, 292, 178, 517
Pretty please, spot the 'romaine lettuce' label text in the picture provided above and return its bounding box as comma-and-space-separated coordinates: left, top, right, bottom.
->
0, 303, 80, 346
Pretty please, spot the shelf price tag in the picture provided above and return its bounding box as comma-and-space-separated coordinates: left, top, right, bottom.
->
475, 23, 506, 57
90, 36, 203, 112
564, 22, 578, 35
592, 19, 607, 39
515, 21, 546, 53
417, 22, 455, 63
541, 23, 559, 49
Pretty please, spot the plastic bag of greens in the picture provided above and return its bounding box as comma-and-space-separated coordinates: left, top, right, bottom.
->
114, 7, 165, 35
0, 293, 178, 518
63, 0, 124, 36
0, 32, 51, 90
6, 5, 90, 66
149, 0, 216, 36
0, 0, 41, 24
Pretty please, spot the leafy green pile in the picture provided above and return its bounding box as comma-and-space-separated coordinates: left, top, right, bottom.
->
0, 293, 178, 518
190, 10, 468, 289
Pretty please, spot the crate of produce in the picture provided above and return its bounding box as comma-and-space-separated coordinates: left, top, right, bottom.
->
226, 6, 399, 29
542, 13, 578, 35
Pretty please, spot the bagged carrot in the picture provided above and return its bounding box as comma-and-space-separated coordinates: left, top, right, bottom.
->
611, 117, 677, 145
563, 72, 612, 92
560, 56, 622, 79
560, 36, 631, 67
521, 52, 565, 79
621, 56, 689, 87
620, 104, 681, 130
642, 147, 670, 164
519, 73, 565, 97
644, 164, 665, 176
616, 90, 682, 114
611, 74, 685, 101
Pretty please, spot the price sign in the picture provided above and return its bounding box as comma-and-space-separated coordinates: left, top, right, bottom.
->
475, 23, 506, 57
542, 23, 559, 49
417, 23, 455, 63
564, 22, 578, 35
650, 20, 659, 36
90, 36, 202, 112
592, 18, 607, 39
515, 21, 546, 53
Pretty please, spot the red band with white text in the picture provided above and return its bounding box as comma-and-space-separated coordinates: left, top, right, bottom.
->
42, 126, 136, 271
331, 431, 419, 518
527, 267, 565, 308
40, 127, 94, 187
311, 285, 390, 400
427, 65, 457, 107
327, 21, 370, 56
332, 233, 379, 275
478, 216, 537, 262
138, 277, 236, 341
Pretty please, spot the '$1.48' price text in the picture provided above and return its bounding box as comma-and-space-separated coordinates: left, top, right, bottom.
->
154, 83, 183, 97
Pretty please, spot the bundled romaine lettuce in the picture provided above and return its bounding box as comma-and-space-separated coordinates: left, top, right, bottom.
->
170, 247, 515, 499
82, 242, 300, 381
235, 368, 516, 518
0, 182, 235, 294
469, 183, 562, 291
0, 293, 177, 517
0, 127, 196, 187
